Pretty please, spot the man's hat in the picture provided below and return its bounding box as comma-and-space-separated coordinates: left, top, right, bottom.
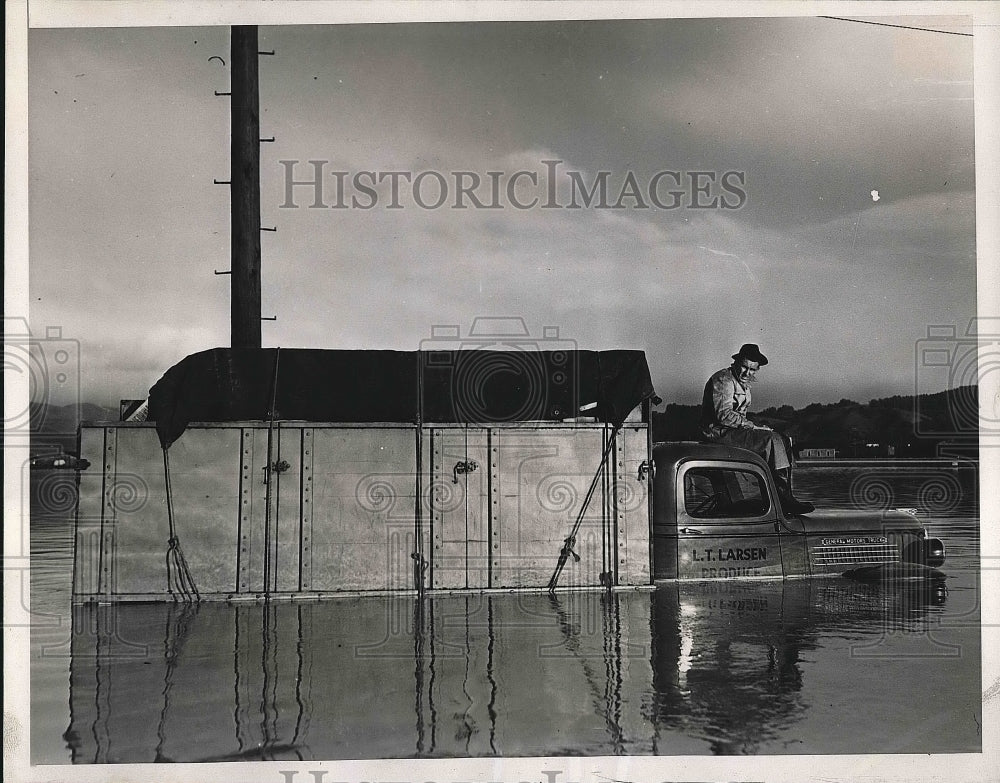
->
732, 343, 768, 366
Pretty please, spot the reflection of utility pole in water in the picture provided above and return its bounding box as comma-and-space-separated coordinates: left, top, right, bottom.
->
232, 603, 312, 761
412, 595, 500, 756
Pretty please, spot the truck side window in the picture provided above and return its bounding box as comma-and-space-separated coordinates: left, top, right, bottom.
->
684, 467, 769, 519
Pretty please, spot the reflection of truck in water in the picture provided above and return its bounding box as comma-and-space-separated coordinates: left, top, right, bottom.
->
70, 348, 944, 602
647, 576, 956, 755
64, 576, 956, 760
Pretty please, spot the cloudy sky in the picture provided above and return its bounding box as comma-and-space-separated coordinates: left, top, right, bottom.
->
27, 14, 977, 410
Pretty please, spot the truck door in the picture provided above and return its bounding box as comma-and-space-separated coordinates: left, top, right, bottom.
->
675, 461, 783, 579
429, 426, 490, 590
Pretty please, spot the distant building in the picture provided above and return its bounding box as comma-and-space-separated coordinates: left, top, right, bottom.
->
799, 448, 837, 459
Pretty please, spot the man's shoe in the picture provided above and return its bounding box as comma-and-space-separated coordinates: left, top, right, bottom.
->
773, 469, 815, 515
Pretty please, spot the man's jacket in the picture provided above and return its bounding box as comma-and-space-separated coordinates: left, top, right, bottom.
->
700, 366, 755, 439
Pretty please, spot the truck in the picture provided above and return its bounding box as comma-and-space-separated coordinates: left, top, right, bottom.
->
650, 441, 945, 581
71, 347, 944, 603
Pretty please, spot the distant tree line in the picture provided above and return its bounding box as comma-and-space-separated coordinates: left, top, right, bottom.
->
651, 386, 978, 458
31, 387, 981, 461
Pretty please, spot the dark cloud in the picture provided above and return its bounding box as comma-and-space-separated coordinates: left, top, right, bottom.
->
28, 19, 975, 408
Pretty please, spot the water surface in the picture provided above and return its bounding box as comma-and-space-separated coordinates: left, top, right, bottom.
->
30, 463, 981, 760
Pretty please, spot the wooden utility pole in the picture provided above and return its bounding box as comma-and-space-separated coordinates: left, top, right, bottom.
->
230, 25, 262, 348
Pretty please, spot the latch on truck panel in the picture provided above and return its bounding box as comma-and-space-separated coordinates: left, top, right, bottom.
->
262, 459, 291, 484
453, 460, 479, 483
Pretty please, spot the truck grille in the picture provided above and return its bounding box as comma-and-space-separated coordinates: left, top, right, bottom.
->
811, 536, 899, 567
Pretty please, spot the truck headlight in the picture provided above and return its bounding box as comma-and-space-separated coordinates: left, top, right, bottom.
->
925, 537, 945, 568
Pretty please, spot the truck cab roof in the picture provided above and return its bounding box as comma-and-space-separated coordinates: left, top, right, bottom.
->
653, 440, 770, 472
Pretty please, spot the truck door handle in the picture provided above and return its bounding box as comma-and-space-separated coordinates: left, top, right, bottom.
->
638, 460, 655, 481
679, 527, 704, 535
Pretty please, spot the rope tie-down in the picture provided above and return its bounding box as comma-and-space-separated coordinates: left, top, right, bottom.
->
162, 447, 200, 602
547, 423, 622, 593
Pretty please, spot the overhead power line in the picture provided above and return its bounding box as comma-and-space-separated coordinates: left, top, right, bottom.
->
820, 16, 973, 37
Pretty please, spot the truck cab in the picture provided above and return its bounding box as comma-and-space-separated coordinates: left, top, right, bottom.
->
651, 442, 945, 580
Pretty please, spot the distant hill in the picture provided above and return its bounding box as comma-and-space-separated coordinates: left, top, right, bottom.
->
31, 387, 979, 459
29, 402, 119, 455
652, 386, 978, 458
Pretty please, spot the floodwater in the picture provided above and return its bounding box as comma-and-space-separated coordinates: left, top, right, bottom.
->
29, 463, 981, 761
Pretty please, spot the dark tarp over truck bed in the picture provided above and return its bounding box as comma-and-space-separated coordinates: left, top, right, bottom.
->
149, 348, 657, 449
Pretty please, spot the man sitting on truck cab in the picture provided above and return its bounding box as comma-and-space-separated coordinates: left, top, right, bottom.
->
699, 344, 814, 515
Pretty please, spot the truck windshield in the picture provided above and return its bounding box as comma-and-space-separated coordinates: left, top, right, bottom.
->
684, 467, 769, 519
